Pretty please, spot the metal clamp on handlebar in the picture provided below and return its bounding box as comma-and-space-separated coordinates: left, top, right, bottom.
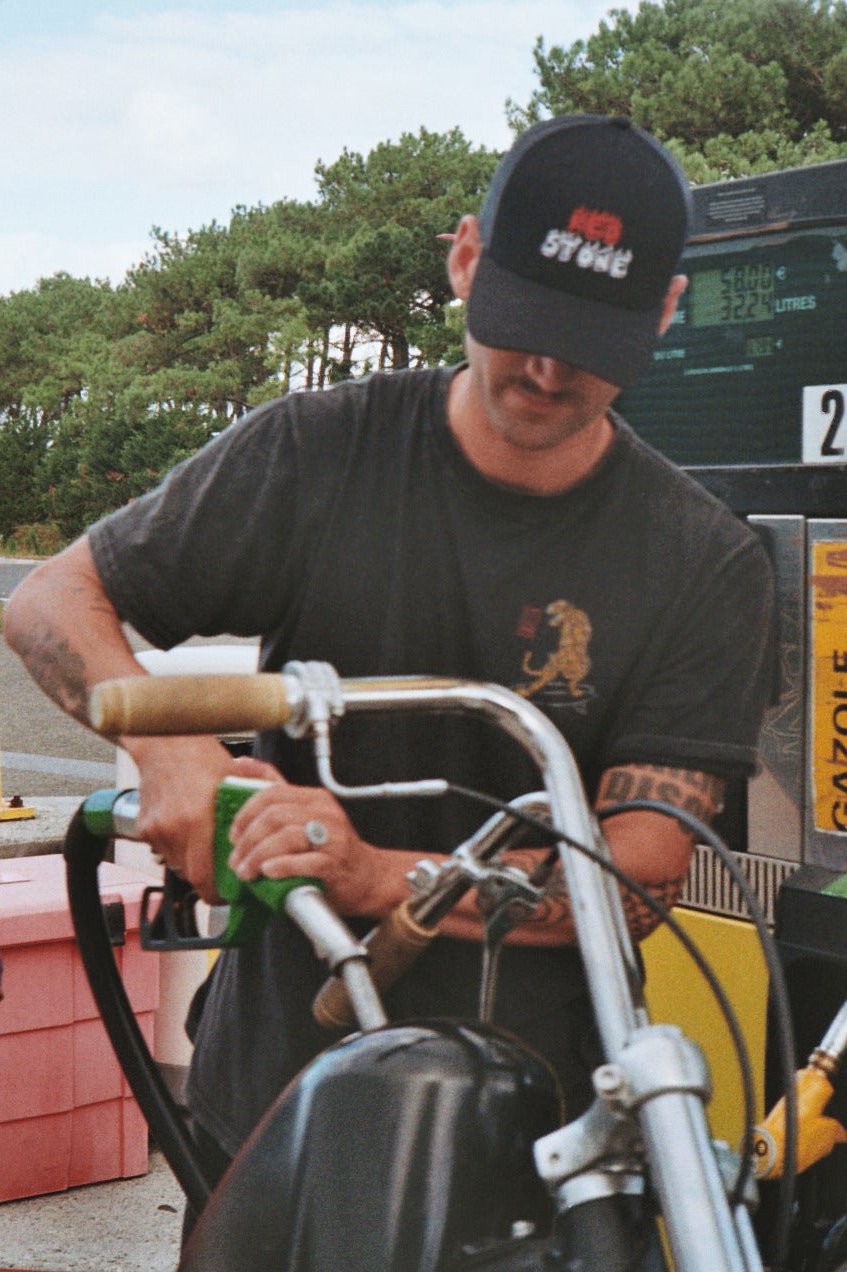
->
280, 660, 346, 739
591, 1025, 712, 1117
535, 1026, 731, 1218
404, 794, 552, 921
282, 660, 450, 800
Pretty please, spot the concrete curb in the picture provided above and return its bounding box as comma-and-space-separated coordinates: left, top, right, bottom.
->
0, 797, 84, 859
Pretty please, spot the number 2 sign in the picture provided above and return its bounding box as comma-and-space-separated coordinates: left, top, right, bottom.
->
803, 385, 847, 463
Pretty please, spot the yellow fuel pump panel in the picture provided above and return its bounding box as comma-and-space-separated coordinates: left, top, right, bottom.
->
642, 908, 768, 1145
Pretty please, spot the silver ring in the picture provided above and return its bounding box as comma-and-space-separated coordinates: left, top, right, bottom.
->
304, 819, 330, 846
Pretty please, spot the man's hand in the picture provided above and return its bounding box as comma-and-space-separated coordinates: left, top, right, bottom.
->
125, 737, 281, 902
226, 777, 388, 918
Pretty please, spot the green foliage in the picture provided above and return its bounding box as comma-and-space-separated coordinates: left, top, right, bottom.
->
315, 128, 497, 369
0, 523, 64, 557
0, 127, 494, 539
7, 2, 847, 543
0, 274, 128, 538
508, 0, 847, 179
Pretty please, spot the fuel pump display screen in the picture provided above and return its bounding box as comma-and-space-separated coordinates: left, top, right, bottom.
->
617, 226, 847, 465
689, 263, 775, 327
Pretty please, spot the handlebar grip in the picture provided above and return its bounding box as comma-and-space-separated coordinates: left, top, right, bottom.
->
312, 898, 438, 1030
88, 673, 293, 737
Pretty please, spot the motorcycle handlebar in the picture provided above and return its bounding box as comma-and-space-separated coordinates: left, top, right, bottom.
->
88, 673, 296, 736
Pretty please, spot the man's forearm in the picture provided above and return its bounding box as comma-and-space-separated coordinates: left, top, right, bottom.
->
491, 849, 688, 946
457, 764, 722, 948
4, 536, 144, 729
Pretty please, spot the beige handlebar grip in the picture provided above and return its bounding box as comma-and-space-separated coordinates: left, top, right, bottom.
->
312, 898, 439, 1031
88, 673, 292, 737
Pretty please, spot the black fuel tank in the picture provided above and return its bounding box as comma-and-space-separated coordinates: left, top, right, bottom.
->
180, 1020, 562, 1271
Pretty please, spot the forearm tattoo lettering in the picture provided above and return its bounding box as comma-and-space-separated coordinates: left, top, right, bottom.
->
599, 765, 725, 826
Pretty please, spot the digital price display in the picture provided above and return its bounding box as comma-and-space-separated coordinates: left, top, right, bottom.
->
617, 165, 847, 466
689, 264, 775, 327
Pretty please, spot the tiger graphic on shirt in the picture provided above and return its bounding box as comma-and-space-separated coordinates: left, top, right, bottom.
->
516, 599, 595, 710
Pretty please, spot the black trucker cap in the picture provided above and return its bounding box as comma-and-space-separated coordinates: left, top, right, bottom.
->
466, 114, 692, 387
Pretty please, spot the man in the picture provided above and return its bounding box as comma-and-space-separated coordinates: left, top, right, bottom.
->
6, 115, 774, 1182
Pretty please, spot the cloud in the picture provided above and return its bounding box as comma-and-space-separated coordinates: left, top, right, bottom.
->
0, 1, 624, 293
0, 231, 155, 295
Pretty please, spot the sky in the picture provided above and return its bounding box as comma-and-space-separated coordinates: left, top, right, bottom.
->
0, 0, 637, 297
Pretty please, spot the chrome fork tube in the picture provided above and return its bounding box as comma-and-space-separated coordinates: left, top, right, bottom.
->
330, 674, 758, 1272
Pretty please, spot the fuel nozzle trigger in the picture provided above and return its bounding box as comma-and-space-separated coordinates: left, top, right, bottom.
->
139, 870, 221, 951
140, 778, 323, 951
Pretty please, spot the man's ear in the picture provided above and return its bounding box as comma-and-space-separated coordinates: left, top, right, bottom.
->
657, 274, 688, 336
447, 215, 483, 303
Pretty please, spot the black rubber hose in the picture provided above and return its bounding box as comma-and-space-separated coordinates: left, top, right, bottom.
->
63, 803, 212, 1216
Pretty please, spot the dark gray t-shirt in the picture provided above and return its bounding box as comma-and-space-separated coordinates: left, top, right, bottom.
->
90, 365, 775, 1151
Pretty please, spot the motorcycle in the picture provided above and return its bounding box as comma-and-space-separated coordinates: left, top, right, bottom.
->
62, 661, 800, 1271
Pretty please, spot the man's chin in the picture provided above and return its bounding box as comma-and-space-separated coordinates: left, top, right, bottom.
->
495, 421, 582, 454
495, 401, 588, 447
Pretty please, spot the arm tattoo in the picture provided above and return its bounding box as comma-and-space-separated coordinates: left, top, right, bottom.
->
598, 765, 725, 827
14, 626, 92, 724
499, 763, 719, 942
502, 851, 687, 942
620, 873, 688, 940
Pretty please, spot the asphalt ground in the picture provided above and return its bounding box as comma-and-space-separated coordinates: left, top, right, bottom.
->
0, 559, 39, 602
1, 632, 118, 800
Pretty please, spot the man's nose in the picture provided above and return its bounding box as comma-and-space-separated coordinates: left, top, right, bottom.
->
524, 356, 572, 390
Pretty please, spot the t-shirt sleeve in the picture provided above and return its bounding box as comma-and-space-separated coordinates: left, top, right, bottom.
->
88, 400, 305, 649
601, 531, 776, 778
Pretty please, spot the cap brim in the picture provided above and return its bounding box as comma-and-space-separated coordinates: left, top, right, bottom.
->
467, 253, 664, 388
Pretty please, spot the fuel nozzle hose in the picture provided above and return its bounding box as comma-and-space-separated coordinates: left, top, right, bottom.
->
754, 1000, 847, 1180
63, 799, 213, 1216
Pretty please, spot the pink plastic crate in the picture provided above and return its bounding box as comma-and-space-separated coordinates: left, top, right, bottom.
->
0, 854, 160, 1201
